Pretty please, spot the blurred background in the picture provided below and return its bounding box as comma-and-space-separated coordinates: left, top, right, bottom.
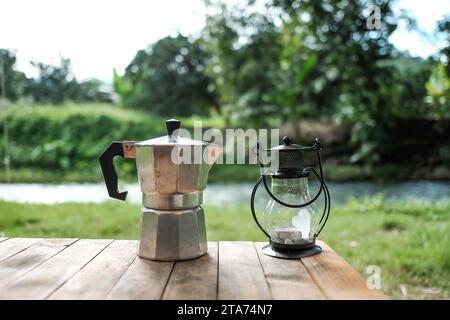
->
0, 0, 449, 299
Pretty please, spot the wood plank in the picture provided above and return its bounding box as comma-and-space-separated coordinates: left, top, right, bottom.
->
0, 239, 112, 299
218, 241, 271, 300
107, 257, 173, 300
163, 242, 218, 300
0, 238, 42, 262
301, 241, 388, 300
49, 240, 137, 300
255, 242, 325, 300
0, 238, 78, 288
0, 237, 9, 244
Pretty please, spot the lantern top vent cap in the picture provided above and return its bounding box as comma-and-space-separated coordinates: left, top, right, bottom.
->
270, 136, 309, 151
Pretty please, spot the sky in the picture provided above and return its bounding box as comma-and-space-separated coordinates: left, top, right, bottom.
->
0, 0, 449, 82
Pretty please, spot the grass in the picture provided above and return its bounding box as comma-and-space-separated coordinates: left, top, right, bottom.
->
2, 162, 446, 184
0, 165, 258, 184
0, 196, 448, 299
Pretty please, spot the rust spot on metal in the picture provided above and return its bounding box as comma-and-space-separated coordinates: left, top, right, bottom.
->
123, 141, 136, 159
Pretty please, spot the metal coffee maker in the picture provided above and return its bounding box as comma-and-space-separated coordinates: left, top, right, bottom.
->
99, 119, 221, 261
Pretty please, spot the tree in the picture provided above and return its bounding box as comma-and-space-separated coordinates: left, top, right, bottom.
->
274, 0, 398, 118
425, 15, 450, 118
275, 0, 440, 163
437, 14, 450, 77
76, 79, 113, 103
1, 50, 112, 104
117, 34, 219, 116
28, 56, 79, 104
202, 1, 282, 126
0, 49, 30, 101
203, 0, 435, 163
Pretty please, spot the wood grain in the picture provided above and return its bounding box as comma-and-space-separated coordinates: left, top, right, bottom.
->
163, 242, 218, 300
107, 257, 173, 300
49, 240, 137, 300
301, 241, 388, 300
0, 238, 78, 288
218, 241, 271, 300
0, 239, 112, 299
0, 238, 42, 262
255, 242, 325, 300
0, 238, 390, 300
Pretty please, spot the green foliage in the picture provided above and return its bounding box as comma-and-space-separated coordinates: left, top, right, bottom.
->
28, 57, 113, 104
0, 168, 102, 183
2, 162, 439, 184
0, 104, 232, 179
276, 0, 397, 119
423, 15, 450, 118
0, 197, 449, 299
1, 1, 449, 167
202, 4, 283, 126
117, 34, 219, 116
75, 79, 113, 103
437, 15, 450, 77
0, 104, 166, 172
113, 67, 131, 97
28, 57, 79, 104
202, 0, 400, 124
0, 50, 112, 104
426, 61, 450, 117
200, 0, 441, 164
0, 49, 30, 100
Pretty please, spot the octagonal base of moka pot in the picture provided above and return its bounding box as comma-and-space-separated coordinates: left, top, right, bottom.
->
138, 206, 207, 261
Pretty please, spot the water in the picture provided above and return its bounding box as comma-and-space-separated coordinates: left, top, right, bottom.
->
0, 181, 449, 206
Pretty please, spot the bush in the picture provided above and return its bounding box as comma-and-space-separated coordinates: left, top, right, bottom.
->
0, 104, 166, 173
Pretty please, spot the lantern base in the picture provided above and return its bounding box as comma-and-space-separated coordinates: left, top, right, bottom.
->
262, 243, 322, 259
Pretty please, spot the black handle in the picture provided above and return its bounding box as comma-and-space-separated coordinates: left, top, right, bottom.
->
166, 119, 181, 141
99, 141, 128, 201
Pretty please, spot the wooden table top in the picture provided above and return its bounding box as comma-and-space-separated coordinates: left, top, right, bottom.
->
0, 237, 386, 300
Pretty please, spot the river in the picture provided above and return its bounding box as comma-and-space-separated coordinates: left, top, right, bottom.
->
0, 181, 449, 206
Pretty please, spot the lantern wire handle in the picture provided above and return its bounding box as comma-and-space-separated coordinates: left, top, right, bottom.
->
260, 140, 325, 209
249, 142, 270, 238
313, 170, 331, 237
250, 177, 270, 238
309, 166, 331, 237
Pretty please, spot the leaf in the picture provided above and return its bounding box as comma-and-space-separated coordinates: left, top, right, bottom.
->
296, 53, 318, 88
113, 68, 132, 97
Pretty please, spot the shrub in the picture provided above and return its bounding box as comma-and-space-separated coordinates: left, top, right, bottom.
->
0, 104, 166, 172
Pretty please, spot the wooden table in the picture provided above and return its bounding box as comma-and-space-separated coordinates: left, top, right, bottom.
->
0, 237, 386, 300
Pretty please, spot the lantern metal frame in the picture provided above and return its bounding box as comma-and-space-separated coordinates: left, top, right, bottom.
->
250, 138, 331, 259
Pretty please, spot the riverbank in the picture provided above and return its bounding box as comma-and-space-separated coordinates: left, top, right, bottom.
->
2, 163, 450, 184
0, 197, 448, 299
2, 103, 450, 184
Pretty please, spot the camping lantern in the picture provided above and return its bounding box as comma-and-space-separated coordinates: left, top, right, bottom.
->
250, 136, 331, 259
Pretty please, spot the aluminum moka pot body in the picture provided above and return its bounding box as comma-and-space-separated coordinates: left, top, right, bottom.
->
135, 137, 219, 210
99, 119, 221, 261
